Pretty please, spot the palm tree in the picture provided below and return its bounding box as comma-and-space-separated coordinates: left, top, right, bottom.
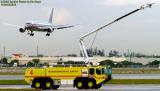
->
32, 59, 40, 67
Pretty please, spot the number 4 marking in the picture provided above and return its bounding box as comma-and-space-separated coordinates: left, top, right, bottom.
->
29, 70, 33, 75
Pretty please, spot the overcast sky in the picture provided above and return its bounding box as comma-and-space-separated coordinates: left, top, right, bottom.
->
0, 0, 160, 56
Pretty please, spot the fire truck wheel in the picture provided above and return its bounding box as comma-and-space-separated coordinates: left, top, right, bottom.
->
43, 79, 53, 90
75, 80, 83, 89
44, 82, 51, 89
95, 84, 102, 89
86, 79, 95, 89
32, 79, 42, 89
108, 75, 112, 80
53, 85, 60, 89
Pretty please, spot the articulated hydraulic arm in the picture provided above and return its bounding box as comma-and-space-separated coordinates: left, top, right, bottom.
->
79, 3, 154, 64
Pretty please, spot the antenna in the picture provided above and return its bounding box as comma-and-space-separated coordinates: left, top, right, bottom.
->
3, 46, 5, 57
37, 45, 39, 57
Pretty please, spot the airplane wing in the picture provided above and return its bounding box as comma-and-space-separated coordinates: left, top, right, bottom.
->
3, 23, 23, 28
53, 25, 74, 29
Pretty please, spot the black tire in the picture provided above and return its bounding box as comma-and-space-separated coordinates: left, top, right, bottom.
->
86, 79, 95, 89
46, 34, 48, 36
104, 75, 112, 82
108, 75, 112, 80
43, 79, 53, 90
53, 85, 60, 90
30, 33, 34, 36
95, 84, 102, 89
32, 79, 42, 89
75, 79, 83, 89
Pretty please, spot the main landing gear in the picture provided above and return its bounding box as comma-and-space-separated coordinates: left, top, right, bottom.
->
30, 33, 34, 36
46, 33, 50, 36
29, 31, 34, 36
27, 31, 51, 36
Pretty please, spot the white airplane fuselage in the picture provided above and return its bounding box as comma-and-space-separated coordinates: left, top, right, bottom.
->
24, 21, 53, 32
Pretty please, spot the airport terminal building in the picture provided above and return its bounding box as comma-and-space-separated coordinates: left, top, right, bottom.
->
10, 54, 126, 65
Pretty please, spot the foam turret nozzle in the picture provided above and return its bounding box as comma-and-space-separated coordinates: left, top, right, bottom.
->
140, 3, 155, 9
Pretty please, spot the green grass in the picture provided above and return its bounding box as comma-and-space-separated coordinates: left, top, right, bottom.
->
0, 72, 24, 75
106, 79, 160, 84
0, 80, 28, 85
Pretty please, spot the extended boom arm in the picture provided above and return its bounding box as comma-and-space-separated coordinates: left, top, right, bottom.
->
80, 3, 154, 64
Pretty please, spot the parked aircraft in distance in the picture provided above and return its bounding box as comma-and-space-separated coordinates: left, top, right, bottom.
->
6, 8, 74, 36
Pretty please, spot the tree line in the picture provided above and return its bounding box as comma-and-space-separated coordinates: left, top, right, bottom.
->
99, 60, 160, 68
80, 48, 105, 57
0, 58, 19, 67
79, 48, 160, 58
99, 60, 143, 67
1, 57, 160, 68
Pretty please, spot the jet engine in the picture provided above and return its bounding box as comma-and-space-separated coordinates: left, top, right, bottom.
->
19, 28, 25, 33
47, 28, 52, 33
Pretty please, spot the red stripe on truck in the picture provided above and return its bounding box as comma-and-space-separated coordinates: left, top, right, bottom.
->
25, 76, 81, 78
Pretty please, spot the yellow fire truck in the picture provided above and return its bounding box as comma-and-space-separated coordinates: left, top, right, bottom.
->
24, 65, 107, 90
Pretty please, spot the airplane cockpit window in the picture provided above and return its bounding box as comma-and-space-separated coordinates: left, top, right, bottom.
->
26, 23, 31, 24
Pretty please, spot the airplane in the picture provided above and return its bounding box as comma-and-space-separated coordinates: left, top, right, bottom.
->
17, 8, 74, 36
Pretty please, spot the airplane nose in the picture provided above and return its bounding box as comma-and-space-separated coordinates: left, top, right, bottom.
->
25, 23, 31, 27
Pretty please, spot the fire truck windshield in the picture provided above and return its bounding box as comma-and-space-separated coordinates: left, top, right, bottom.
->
96, 68, 101, 75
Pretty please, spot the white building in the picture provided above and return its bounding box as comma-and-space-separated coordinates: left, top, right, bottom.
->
11, 55, 126, 65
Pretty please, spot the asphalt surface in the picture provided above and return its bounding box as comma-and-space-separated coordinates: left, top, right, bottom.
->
112, 74, 160, 79
0, 85, 160, 91
1, 74, 160, 80
0, 74, 160, 91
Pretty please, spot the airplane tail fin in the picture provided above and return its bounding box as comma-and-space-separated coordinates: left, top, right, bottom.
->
49, 8, 54, 23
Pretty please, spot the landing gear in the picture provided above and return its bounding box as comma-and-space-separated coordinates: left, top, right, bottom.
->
30, 33, 34, 36
29, 31, 34, 36
46, 33, 50, 36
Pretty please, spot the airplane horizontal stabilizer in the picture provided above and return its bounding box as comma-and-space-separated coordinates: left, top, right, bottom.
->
55, 25, 74, 29
4, 23, 23, 28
